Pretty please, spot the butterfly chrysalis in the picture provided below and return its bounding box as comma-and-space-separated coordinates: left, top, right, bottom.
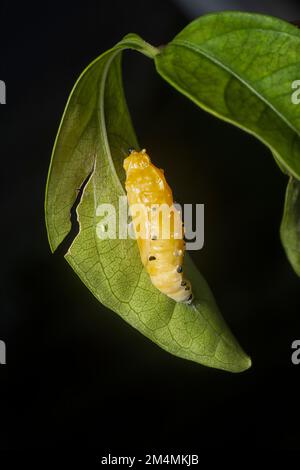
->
123, 149, 193, 304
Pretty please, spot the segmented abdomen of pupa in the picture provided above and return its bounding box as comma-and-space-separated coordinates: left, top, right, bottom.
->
123, 149, 193, 304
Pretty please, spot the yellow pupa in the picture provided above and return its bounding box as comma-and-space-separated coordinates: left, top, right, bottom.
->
123, 149, 193, 304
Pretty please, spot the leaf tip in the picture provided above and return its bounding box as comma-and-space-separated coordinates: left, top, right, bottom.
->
237, 354, 252, 373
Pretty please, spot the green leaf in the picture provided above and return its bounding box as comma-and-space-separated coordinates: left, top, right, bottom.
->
280, 177, 300, 276
45, 34, 250, 373
154, 11, 300, 179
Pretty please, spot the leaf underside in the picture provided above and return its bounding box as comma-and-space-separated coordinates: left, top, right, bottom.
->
45, 32, 251, 373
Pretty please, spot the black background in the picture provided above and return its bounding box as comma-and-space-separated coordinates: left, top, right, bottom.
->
1, 0, 300, 457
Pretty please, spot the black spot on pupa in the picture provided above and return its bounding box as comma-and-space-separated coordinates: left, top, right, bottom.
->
149, 256, 156, 261
181, 281, 186, 287
185, 286, 190, 291
187, 294, 193, 303
177, 266, 183, 273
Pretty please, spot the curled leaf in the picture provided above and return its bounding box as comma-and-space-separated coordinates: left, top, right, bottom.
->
45, 34, 250, 372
